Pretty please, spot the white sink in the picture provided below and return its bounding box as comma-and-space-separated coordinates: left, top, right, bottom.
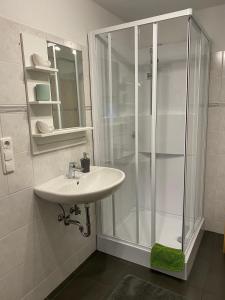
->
34, 166, 125, 205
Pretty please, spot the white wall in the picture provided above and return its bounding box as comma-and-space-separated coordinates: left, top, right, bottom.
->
0, 1, 121, 299
196, 4, 225, 52
195, 4, 225, 234
0, 0, 121, 45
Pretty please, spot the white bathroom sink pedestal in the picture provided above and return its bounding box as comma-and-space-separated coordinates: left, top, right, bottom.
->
34, 166, 125, 237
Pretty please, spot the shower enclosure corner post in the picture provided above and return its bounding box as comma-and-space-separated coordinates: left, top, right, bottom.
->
88, 31, 102, 234
88, 32, 98, 162
181, 17, 191, 253
134, 25, 140, 244
200, 36, 211, 228
150, 22, 158, 246
107, 32, 116, 237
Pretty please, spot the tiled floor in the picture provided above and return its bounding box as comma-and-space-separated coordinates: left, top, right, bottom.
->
47, 231, 225, 300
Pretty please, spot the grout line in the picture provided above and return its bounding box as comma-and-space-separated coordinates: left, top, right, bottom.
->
0, 104, 27, 113
0, 190, 96, 242
0, 60, 23, 66
0, 260, 24, 284
208, 102, 225, 107
0, 186, 33, 201
0, 213, 33, 243
5, 185, 33, 198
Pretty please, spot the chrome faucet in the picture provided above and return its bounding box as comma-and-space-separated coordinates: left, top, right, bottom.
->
67, 162, 75, 179
67, 162, 83, 179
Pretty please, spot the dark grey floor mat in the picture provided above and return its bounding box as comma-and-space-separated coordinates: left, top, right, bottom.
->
107, 274, 187, 300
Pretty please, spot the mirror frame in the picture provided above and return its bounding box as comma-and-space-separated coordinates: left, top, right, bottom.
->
21, 30, 92, 155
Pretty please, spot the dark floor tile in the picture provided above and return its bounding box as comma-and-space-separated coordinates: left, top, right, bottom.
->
52, 277, 110, 300
199, 231, 224, 259
124, 261, 202, 299
150, 273, 202, 300
48, 232, 224, 300
204, 272, 225, 298
196, 231, 214, 260
203, 233, 225, 297
201, 291, 224, 300
188, 257, 210, 289
47, 252, 100, 299
76, 251, 130, 287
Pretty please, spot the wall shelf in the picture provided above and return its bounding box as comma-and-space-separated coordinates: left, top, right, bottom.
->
32, 127, 93, 138
26, 66, 58, 74
29, 101, 61, 105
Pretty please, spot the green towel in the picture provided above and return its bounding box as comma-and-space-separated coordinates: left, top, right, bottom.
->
151, 243, 185, 272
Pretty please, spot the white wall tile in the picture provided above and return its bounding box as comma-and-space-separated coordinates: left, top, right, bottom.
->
0, 188, 36, 239
0, 62, 26, 105
0, 112, 30, 153
208, 73, 222, 103
7, 152, 33, 193
220, 76, 225, 101
77, 236, 96, 266
210, 51, 223, 76
207, 107, 224, 132
205, 51, 225, 234
21, 248, 91, 300
21, 269, 63, 300
0, 225, 29, 278
0, 17, 22, 64
0, 205, 96, 299
0, 257, 52, 300
0, 158, 8, 199
0, 9, 113, 299
206, 130, 225, 155
33, 151, 69, 185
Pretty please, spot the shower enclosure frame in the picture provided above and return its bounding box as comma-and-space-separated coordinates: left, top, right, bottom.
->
88, 8, 210, 279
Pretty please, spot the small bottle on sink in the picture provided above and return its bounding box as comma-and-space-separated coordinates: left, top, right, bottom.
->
80, 152, 90, 173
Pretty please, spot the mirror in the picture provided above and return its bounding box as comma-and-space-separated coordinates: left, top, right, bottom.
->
47, 42, 85, 129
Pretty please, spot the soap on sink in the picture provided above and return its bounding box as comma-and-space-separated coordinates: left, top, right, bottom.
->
80, 152, 90, 173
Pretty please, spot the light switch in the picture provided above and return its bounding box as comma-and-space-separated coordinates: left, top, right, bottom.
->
0, 137, 15, 174
4, 149, 13, 161
5, 161, 15, 173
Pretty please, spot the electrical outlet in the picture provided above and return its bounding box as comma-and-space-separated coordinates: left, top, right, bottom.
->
0, 137, 15, 174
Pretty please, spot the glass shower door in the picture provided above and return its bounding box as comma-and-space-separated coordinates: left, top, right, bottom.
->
138, 23, 153, 247
194, 33, 210, 227
96, 28, 137, 244
183, 19, 210, 250
184, 20, 201, 248
111, 28, 137, 243
155, 17, 188, 250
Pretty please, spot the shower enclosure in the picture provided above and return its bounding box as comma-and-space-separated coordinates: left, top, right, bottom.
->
88, 9, 210, 279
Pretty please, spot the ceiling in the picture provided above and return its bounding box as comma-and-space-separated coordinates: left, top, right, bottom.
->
93, 0, 225, 21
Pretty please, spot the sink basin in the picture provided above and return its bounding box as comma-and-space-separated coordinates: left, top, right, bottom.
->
34, 166, 125, 205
